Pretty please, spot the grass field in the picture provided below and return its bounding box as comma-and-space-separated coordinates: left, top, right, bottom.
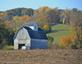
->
47, 24, 72, 44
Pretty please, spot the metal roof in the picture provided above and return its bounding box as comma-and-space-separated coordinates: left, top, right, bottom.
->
14, 26, 48, 40
24, 27, 48, 39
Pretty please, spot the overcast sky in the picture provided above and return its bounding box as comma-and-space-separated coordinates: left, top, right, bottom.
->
0, 0, 82, 11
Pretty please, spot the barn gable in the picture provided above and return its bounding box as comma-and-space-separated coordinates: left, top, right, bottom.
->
16, 28, 30, 40
14, 27, 31, 49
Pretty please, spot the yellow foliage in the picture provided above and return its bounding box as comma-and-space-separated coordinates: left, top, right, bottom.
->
43, 24, 49, 31
19, 16, 31, 21
13, 16, 31, 22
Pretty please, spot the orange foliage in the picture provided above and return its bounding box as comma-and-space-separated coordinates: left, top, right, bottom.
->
0, 13, 6, 19
0, 13, 5, 17
60, 34, 76, 48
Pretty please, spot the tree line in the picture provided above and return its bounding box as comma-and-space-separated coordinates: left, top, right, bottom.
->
0, 7, 82, 49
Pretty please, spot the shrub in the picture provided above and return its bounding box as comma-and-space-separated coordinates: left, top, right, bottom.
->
59, 34, 76, 48
47, 36, 54, 48
42, 24, 51, 33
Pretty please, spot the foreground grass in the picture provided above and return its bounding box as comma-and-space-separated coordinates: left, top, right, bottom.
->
3, 45, 13, 50
47, 24, 72, 44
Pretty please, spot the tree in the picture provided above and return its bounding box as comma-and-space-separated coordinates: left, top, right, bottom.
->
34, 7, 60, 25
69, 9, 82, 48
60, 34, 76, 48
60, 9, 70, 24
48, 8, 60, 25
34, 7, 60, 32
13, 16, 32, 32
0, 22, 11, 49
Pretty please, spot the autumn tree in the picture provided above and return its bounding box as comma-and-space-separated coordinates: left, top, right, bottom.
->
60, 34, 76, 48
0, 20, 12, 48
34, 7, 60, 25
33, 7, 60, 32
69, 9, 82, 48
0, 12, 6, 19
13, 15, 32, 32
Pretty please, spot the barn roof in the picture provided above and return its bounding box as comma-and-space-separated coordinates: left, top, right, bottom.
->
24, 27, 48, 39
14, 26, 48, 40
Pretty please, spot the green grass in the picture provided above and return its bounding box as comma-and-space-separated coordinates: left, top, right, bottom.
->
3, 45, 14, 50
47, 24, 72, 45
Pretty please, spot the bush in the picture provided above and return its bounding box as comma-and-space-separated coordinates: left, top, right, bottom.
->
47, 36, 54, 48
42, 24, 51, 33
59, 34, 76, 48
2, 45, 14, 50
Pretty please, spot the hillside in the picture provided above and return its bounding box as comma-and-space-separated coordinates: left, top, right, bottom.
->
0, 8, 34, 20
5, 8, 34, 16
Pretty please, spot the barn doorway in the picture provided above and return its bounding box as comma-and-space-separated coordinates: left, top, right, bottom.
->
18, 44, 25, 49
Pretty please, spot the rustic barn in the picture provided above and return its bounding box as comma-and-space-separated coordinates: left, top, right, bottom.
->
14, 23, 48, 50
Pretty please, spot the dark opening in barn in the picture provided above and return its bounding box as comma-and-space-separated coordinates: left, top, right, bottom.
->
18, 44, 25, 49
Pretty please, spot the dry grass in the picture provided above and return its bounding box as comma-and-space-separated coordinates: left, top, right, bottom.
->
0, 49, 82, 64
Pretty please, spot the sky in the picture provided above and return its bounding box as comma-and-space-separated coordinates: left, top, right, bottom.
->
0, 0, 82, 11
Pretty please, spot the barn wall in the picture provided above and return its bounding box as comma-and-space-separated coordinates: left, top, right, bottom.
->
14, 28, 31, 49
14, 39, 18, 49
30, 39, 48, 49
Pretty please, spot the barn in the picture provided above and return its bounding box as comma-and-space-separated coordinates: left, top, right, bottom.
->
14, 23, 48, 50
